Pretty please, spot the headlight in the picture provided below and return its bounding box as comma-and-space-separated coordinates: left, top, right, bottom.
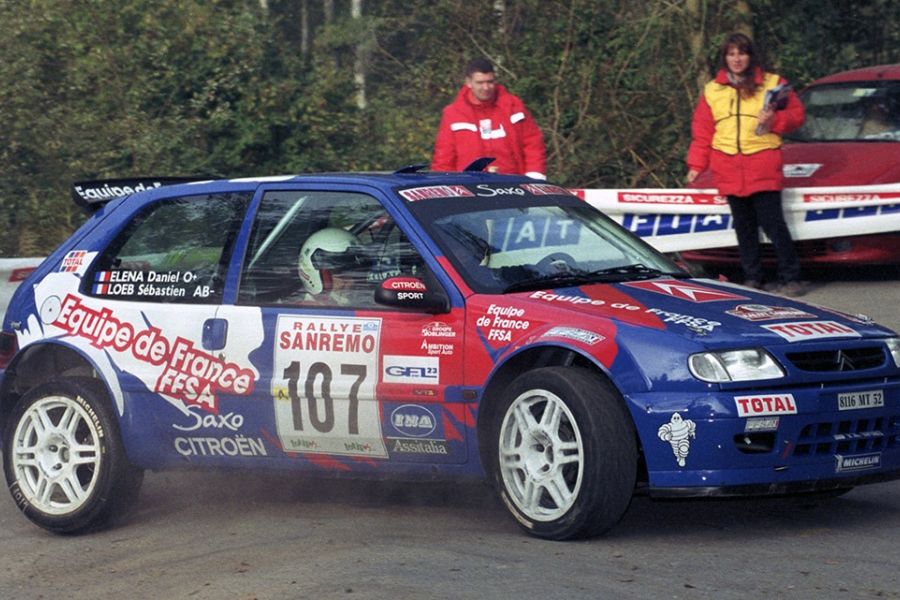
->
887, 338, 900, 367
689, 349, 785, 383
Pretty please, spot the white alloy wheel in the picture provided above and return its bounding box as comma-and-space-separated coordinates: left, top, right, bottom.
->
487, 367, 637, 539
498, 388, 584, 522
11, 395, 103, 515
4, 377, 144, 533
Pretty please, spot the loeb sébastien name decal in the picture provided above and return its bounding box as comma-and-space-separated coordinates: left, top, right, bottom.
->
52, 294, 255, 410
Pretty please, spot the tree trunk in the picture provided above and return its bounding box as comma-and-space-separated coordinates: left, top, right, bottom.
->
686, 0, 708, 94
300, 0, 309, 57
352, 0, 366, 109
735, 0, 754, 38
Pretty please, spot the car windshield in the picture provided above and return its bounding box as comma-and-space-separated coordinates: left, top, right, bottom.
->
406, 194, 684, 294
788, 81, 900, 142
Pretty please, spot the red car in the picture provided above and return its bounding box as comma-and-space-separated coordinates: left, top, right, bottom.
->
682, 63, 900, 270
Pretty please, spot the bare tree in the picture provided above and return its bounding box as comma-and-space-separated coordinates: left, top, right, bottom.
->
353, 0, 367, 109
301, 0, 309, 56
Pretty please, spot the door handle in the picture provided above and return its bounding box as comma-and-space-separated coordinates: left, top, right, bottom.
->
202, 318, 228, 351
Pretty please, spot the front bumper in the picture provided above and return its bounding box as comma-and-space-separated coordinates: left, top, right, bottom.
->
649, 469, 900, 498
629, 377, 900, 494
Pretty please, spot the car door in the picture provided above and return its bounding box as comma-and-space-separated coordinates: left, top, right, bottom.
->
65, 191, 257, 465
221, 185, 467, 469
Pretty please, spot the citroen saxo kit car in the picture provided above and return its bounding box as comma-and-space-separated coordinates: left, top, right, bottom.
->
2, 168, 899, 540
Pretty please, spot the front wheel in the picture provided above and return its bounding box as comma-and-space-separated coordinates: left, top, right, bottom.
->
3, 378, 143, 534
489, 367, 637, 540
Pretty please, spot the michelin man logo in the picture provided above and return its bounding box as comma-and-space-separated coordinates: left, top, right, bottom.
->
657, 412, 696, 467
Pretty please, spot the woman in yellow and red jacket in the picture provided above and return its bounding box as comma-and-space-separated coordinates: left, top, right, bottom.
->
687, 33, 806, 295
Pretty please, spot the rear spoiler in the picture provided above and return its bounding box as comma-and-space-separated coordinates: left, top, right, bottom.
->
71, 177, 212, 213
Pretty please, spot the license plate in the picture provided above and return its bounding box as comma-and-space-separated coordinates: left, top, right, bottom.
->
837, 389, 884, 411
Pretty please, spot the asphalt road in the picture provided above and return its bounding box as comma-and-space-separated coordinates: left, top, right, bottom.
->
1, 271, 898, 600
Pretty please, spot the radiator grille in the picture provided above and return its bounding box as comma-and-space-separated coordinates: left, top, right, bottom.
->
793, 415, 900, 456
786, 347, 885, 372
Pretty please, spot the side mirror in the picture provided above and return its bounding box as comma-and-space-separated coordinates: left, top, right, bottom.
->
374, 277, 449, 314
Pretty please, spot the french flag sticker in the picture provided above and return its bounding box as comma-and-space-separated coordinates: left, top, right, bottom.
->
93, 271, 111, 294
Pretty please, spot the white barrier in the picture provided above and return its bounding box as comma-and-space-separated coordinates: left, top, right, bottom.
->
0, 257, 42, 322
576, 183, 900, 253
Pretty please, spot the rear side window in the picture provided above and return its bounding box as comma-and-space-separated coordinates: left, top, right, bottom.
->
85, 193, 250, 303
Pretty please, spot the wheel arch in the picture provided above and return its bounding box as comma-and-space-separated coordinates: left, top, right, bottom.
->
475, 344, 648, 486
0, 341, 113, 432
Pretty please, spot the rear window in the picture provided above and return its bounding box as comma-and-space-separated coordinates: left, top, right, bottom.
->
790, 81, 900, 142
84, 193, 250, 303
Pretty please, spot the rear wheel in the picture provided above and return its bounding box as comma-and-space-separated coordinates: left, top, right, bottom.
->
488, 367, 637, 540
3, 378, 143, 534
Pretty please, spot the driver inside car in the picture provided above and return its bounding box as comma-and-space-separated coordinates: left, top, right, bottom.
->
297, 227, 373, 306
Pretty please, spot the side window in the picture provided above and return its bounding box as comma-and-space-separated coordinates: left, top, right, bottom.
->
238, 190, 426, 308
85, 193, 250, 304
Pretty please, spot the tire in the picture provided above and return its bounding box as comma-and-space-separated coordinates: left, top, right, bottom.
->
488, 367, 637, 540
3, 377, 144, 534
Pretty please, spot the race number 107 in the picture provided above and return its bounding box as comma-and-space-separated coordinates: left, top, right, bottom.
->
281, 361, 367, 434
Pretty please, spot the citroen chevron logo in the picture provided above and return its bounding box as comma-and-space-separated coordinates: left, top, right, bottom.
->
836, 351, 855, 371
623, 279, 749, 303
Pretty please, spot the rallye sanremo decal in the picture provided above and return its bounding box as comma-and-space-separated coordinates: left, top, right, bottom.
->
272, 314, 387, 459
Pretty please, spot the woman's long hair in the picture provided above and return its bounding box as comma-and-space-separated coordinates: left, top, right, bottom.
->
719, 32, 762, 97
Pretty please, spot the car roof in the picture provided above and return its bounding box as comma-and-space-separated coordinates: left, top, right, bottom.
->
73, 169, 534, 212
140, 170, 532, 202
810, 63, 900, 85
225, 170, 530, 187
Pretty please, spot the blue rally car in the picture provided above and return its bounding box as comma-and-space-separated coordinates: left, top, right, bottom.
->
2, 168, 899, 540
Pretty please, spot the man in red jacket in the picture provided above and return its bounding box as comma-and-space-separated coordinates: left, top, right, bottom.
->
432, 57, 547, 179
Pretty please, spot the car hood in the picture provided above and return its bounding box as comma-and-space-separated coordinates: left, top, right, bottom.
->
782, 141, 900, 186
513, 278, 895, 347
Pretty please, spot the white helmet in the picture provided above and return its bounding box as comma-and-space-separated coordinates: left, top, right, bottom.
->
298, 228, 360, 295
